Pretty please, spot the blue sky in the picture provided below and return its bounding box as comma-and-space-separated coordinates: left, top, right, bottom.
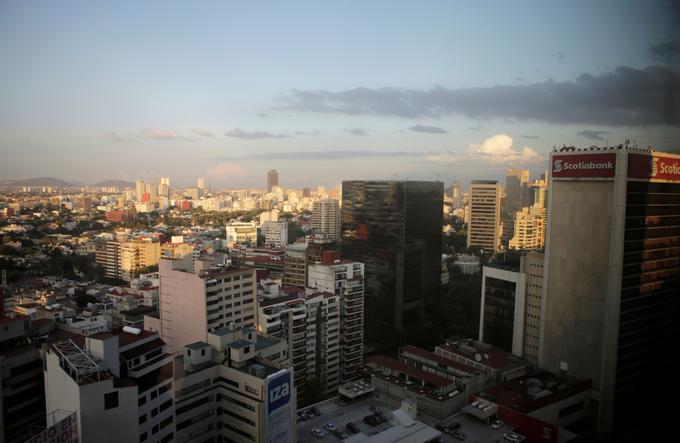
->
1, 0, 678, 188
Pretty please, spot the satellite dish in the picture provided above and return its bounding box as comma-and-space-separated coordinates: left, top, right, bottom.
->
475, 353, 482, 362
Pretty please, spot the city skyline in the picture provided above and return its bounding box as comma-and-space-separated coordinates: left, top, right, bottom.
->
1, 1, 678, 187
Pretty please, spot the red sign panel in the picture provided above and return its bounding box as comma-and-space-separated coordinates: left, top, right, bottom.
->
551, 153, 616, 178
628, 153, 680, 182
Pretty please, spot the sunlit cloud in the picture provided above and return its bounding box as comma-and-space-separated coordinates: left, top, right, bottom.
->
224, 128, 290, 139
206, 162, 247, 178
191, 128, 215, 138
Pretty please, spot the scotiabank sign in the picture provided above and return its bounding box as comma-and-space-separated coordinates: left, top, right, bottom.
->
628, 153, 680, 182
551, 153, 616, 179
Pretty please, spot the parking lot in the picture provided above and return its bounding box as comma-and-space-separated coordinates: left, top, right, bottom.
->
418, 411, 520, 443
297, 395, 400, 442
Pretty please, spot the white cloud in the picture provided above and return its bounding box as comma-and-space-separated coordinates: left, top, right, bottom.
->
427, 134, 544, 165
206, 162, 247, 178
468, 134, 543, 164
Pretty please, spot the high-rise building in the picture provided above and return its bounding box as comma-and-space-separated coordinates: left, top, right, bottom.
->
505, 168, 530, 213
541, 147, 680, 432
196, 178, 204, 190
302, 187, 311, 198
119, 239, 161, 281
341, 180, 443, 347
44, 329, 175, 443
283, 243, 307, 287
478, 252, 544, 363
185, 187, 200, 201
136, 179, 145, 202
451, 181, 461, 208
173, 327, 295, 443
159, 256, 256, 354
267, 169, 279, 193
508, 206, 546, 250
467, 180, 501, 253
312, 198, 341, 241
308, 251, 365, 384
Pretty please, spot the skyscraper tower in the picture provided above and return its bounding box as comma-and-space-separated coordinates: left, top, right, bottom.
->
341, 181, 443, 348
541, 146, 680, 433
197, 178, 204, 190
467, 180, 501, 253
312, 198, 341, 240
267, 169, 279, 192
135, 179, 145, 202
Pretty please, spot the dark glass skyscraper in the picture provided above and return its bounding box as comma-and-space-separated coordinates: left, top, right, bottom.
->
341, 181, 443, 349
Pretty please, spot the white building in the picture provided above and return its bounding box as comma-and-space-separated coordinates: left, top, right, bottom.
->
44, 328, 175, 443
308, 252, 365, 384
174, 326, 296, 442
225, 221, 258, 247
467, 180, 501, 253
312, 198, 340, 241
262, 221, 288, 248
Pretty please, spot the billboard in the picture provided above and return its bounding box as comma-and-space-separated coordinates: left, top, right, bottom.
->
25, 412, 78, 443
264, 369, 294, 443
628, 153, 680, 183
551, 153, 616, 179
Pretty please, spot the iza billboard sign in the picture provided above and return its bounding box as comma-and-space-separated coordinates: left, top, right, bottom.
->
628, 153, 680, 183
265, 369, 294, 443
551, 153, 617, 179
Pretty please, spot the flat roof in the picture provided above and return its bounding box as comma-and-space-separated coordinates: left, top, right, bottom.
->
437, 341, 525, 371
186, 341, 210, 351
366, 355, 452, 388
400, 345, 479, 375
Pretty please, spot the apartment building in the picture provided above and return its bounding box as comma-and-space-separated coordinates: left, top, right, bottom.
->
225, 221, 258, 248
283, 243, 307, 288
159, 256, 256, 354
261, 221, 288, 248
508, 206, 546, 250
312, 198, 341, 241
467, 180, 501, 253
174, 326, 296, 442
308, 251, 365, 383
96, 238, 161, 282
43, 328, 175, 443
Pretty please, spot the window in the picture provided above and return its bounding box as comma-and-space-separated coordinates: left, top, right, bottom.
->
139, 414, 147, 424
104, 392, 119, 410
151, 407, 159, 417
152, 424, 159, 435
140, 432, 148, 442
151, 390, 158, 399
201, 349, 206, 356
138, 395, 146, 406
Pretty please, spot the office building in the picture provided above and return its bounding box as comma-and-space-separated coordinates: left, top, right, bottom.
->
173, 326, 295, 443
262, 221, 288, 248
467, 180, 501, 253
508, 206, 546, 250
159, 256, 256, 354
266, 169, 279, 193
225, 221, 258, 247
312, 198, 341, 241
541, 146, 680, 431
341, 181, 443, 347
136, 180, 145, 202
451, 180, 461, 208
478, 252, 544, 362
43, 328, 175, 443
196, 178, 204, 190
505, 169, 530, 214
283, 243, 307, 287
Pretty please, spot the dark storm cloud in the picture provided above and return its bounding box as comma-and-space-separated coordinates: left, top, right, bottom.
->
577, 129, 611, 141
649, 41, 680, 60
409, 124, 447, 134
278, 65, 680, 126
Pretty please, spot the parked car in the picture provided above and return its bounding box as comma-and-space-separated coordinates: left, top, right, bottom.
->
375, 412, 388, 423
363, 415, 379, 426
504, 432, 523, 442
435, 424, 447, 432
310, 406, 321, 416
492, 420, 504, 429
333, 429, 349, 439
324, 423, 336, 432
346, 423, 360, 434
310, 428, 324, 438
452, 430, 466, 440
448, 422, 461, 431
369, 405, 382, 413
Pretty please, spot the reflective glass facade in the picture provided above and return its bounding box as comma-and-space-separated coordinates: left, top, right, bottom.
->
341, 181, 443, 347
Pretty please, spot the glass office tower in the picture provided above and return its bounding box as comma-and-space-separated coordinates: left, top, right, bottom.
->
341, 181, 443, 348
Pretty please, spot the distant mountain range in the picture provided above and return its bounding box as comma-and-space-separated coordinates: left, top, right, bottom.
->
0, 177, 135, 188
9, 177, 73, 187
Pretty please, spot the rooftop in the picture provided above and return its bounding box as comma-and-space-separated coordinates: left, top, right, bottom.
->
366, 355, 452, 388
437, 340, 526, 371
399, 345, 479, 375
